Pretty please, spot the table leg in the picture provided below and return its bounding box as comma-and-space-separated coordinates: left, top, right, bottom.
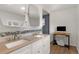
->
53, 35, 55, 44
53, 35, 58, 45
68, 35, 70, 49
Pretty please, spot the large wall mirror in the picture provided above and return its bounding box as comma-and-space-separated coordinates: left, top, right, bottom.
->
28, 4, 40, 27
0, 4, 40, 30
0, 4, 26, 27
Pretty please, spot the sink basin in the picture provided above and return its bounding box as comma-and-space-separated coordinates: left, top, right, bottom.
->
5, 40, 27, 49
34, 35, 43, 38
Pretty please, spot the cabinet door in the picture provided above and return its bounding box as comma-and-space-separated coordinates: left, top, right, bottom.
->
42, 36, 50, 54
10, 44, 32, 54
31, 40, 42, 54
21, 44, 32, 54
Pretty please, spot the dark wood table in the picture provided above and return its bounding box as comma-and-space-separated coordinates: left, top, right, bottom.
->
53, 32, 70, 49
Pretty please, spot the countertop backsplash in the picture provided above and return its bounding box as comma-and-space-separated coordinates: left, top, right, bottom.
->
0, 29, 42, 43
0, 29, 42, 37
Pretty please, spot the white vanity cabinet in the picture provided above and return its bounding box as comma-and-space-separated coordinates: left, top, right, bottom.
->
41, 36, 50, 54
10, 35, 50, 54
31, 39, 43, 54
10, 44, 32, 54
31, 35, 50, 54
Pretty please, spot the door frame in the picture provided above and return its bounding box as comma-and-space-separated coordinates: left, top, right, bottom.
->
42, 10, 50, 34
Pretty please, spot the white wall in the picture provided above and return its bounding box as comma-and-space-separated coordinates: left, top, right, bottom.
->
76, 5, 79, 53
50, 6, 77, 46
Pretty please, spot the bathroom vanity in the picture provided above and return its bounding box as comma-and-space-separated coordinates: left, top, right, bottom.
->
0, 34, 50, 54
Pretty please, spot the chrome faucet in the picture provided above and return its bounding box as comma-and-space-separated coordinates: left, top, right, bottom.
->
13, 31, 22, 40
7, 31, 22, 41
13, 33, 17, 40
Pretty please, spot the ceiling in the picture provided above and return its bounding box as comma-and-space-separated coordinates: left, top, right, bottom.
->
42, 4, 77, 12
0, 4, 77, 16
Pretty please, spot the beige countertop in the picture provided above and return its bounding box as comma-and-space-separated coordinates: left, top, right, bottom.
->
0, 35, 46, 54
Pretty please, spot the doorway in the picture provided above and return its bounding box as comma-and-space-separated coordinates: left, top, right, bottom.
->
42, 10, 50, 34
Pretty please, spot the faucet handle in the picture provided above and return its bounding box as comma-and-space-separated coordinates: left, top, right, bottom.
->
17, 34, 22, 40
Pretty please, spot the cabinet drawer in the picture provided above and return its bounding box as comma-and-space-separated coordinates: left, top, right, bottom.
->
32, 46, 42, 54
42, 42, 50, 54
42, 35, 50, 54
31, 40, 42, 54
